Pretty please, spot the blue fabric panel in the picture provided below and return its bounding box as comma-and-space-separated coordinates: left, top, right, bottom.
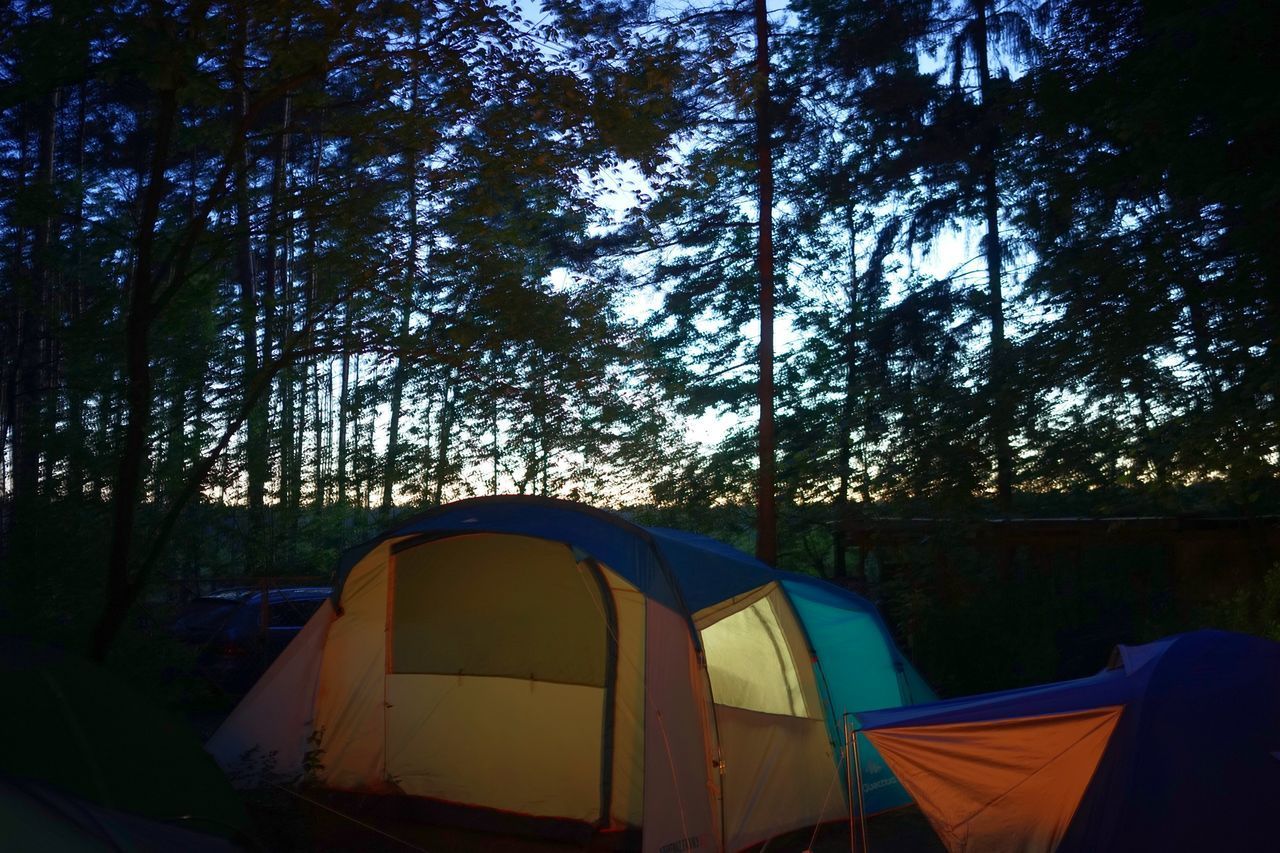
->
855, 667, 1138, 730
1061, 630, 1280, 853
645, 527, 777, 613
1114, 636, 1176, 675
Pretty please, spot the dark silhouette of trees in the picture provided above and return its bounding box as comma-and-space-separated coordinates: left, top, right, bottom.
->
1, 0, 1277, 654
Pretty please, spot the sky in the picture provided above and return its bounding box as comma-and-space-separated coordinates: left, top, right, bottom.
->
342, 0, 997, 503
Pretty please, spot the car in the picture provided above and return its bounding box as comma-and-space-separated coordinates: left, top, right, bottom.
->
171, 586, 331, 693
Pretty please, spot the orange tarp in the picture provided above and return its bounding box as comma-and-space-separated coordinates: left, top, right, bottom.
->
864, 705, 1123, 853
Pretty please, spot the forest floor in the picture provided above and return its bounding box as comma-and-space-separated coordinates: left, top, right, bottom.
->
242, 788, 944, 853
197, 681, 944, 853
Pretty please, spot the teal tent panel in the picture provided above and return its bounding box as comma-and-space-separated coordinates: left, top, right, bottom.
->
780, 575, 932, 814
900, 656, 935, 705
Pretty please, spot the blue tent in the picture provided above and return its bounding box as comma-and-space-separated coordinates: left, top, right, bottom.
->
855, 630, 1280, 852
337, 498, 933, 815
217, 496, 930, 851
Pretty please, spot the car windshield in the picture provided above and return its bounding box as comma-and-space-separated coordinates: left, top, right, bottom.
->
172, 597, 242, 636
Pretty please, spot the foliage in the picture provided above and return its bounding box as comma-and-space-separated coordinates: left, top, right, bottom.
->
0, 0, 689, 657
1, 0, 1277, 674
1212, 564, 1280, 644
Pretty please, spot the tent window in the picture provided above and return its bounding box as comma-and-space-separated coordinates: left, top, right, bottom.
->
390, 534, 609, 686
700, 596, 807, 717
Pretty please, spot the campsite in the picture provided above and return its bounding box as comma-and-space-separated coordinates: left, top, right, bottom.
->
2, 0, 1279, 851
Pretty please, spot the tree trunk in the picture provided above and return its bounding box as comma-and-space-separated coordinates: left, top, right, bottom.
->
833, 207, 860, 580
352, 354, 364, 507
433, 368, 456, 506
835, 218, 899, 575
13, 88, 59, 503
271, 96, 295, 528
383, 33, 421, 516
232, 9, 267, 568
308, 123, 325, 510
92, 86, 178, 662
974, 0, 1013, 512
66, 80, 89, 499
490, 381, 500, 495
1, 111, 30, 543
262, 93, 291, 521
383, 303, 412, 514
36, 86, 61, 496
753, 0, 777, 565
337, 304, 352, 504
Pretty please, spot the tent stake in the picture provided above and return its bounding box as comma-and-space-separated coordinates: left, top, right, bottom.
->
852, 726, 869, 852
843, 713, 856, 852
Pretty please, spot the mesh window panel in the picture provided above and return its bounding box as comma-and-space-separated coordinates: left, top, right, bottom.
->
700, 595, 807, 717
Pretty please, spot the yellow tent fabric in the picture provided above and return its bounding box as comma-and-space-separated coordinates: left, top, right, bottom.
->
390, 534, 609, 684
318, 534, 643, 826
864, 706, 1123, 853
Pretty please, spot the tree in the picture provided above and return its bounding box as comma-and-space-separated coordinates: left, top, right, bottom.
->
752, 0, 777, 562
1014, 0, 1280, 500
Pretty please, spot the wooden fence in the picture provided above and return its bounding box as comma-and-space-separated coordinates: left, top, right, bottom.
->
838, 515, 1280, 693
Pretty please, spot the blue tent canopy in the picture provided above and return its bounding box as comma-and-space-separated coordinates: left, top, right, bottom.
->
338, 497, 775, 612
856, 656, 1139, 731
644, 526, 778, 612
857, 630, 1280, 852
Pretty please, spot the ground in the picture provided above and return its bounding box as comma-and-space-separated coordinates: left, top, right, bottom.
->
243, 789, 944, 852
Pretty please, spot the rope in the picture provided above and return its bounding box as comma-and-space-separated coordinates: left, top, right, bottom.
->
805, 735, 851, 853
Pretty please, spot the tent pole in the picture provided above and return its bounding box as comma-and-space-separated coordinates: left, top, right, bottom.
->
852, 727, 869, 852
843, 713, 856, 852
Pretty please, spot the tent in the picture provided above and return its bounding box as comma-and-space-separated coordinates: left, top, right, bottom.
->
0, 637, 250, 849
208, 496, 931, 851
854, 629, 1280, 853
0, 775, 243, 853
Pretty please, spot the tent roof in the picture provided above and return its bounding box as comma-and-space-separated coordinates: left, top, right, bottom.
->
337, 496, 776, 612
856, 661, 1136, 731
644, 525, 775, 612
854, 629, 1267, 731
